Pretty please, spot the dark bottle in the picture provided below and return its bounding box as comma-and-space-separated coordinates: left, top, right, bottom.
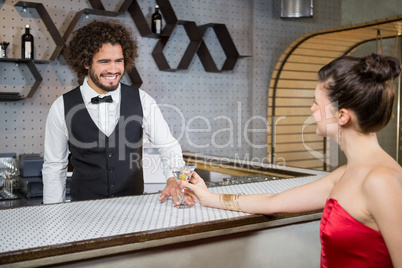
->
21, 24, 34, 59
151, 5, 162, 34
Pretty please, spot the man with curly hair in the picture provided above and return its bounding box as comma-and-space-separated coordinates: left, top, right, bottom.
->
42, 20, 188, 206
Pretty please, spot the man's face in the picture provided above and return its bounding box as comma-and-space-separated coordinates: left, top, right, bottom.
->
86, 43, 124, 94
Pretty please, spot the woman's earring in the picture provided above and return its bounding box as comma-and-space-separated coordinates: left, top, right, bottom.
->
338, 126, 343, 151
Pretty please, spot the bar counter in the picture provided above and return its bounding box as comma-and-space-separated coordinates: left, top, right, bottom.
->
0, 154, 328, 267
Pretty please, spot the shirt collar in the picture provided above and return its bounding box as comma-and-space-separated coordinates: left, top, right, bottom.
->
80, 76, 121, 105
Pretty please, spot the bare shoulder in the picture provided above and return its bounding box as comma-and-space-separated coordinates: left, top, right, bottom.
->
325, 164, 347, 183
363, 164, 402, 197
362, 164, 402, 234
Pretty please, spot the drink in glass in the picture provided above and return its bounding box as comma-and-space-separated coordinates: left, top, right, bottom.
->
171, 163, 196, 208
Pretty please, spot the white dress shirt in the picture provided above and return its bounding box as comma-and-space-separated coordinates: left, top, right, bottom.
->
42, 77, 183, 204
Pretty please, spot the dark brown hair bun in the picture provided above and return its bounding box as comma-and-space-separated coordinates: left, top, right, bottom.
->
318, 53, 401, 133
359, 53, 401, 83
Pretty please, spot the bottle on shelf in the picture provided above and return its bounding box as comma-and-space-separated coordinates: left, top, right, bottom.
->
21, 24, 34, 59
151, 4, 162, 34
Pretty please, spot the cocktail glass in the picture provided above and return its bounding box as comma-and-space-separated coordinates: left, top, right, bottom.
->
171, 163, 197, 208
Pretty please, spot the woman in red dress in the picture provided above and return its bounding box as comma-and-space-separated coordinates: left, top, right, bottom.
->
181, 53, 402, 267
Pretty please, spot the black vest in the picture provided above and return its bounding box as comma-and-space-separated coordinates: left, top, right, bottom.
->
63, 84, 144, 201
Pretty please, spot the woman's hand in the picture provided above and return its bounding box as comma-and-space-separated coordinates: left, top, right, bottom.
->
180, 171, 217, 207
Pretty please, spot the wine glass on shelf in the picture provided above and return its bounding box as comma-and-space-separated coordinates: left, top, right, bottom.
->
0, 156, 18, 198
171, 163, 197, 208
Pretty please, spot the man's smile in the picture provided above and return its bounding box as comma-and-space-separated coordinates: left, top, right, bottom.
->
101, 73, 120, 81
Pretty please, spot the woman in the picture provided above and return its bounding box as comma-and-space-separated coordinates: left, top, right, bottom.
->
181, 53, 402, 267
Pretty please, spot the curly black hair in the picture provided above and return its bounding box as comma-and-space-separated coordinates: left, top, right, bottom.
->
63, 19, 138, 84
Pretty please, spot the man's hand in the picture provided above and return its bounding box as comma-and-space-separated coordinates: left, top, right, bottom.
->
158, 177, 196, 206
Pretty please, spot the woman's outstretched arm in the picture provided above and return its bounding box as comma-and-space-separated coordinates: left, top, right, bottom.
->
181, 165, 346, 215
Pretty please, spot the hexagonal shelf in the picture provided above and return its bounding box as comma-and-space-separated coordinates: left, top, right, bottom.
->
152, 20, 203, 71
15, 1, 64, 61
127, 0, 178, 38
0, 59, 42, 100
0, 1, 63, 100
197, 23, 241, 72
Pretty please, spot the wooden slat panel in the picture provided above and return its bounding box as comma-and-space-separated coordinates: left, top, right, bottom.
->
334, 27, 401, 38
275, 107, 312, 116
297, 42, 349, 52
275, 124, 316, 134
329, 31, 380, 39
286, 55, 334, 65
269, 89, 314, 98
277, 52, 290, 62
275, 150, 323, 161
267, 115, 314, 125
268, 132, 319, 144
268, 97, 273, 107
375, 24, 402, 31
284, 159, 324, 168
311, 34, 364, 43
273, 141, 323, 151
267, 107, 274, 116
291, 48, 344, 58
275, 97, 314, 107
311, 167, 325, 171
279, 62, 323, 72
274, 133, 321, 143
272, 70, 318, 80
375, 26, 402, 34
275, 80, 317, 89
270, 156, 324, 169
309, 35, 358, 44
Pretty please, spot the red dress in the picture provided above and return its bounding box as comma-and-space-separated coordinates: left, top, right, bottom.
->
320, 198, 392, 268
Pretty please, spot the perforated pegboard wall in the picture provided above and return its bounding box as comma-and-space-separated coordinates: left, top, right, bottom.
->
0, 0, 342, 161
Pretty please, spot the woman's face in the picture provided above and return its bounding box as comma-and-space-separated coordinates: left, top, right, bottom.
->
310, 82, 339, 139
86, 43, 125, 94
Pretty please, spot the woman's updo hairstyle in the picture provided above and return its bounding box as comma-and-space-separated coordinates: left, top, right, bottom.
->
318, 53, 401, 133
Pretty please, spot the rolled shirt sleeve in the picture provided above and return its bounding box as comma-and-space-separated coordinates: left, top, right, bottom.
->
42, 96, 69, 204
140, 90, 184, 179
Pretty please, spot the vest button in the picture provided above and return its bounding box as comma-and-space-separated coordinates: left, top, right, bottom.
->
110, 167, 114, 173
108, 153, 113, 158
111, 183, 115, 188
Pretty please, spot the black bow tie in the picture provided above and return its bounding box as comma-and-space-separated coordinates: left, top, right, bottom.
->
91, 95, 113, 104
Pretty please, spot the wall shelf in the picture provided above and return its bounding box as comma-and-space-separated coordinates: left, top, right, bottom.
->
0, 59, 42, 100
0, 1, 63, 100
127, 0, 178, 38
14, 1, 64, 61
198, 23, 241, 72
1, 0, 244, 100
152, 20, 203, 71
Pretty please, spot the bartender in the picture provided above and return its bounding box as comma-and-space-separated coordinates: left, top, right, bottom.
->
42, 19, 186, 205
